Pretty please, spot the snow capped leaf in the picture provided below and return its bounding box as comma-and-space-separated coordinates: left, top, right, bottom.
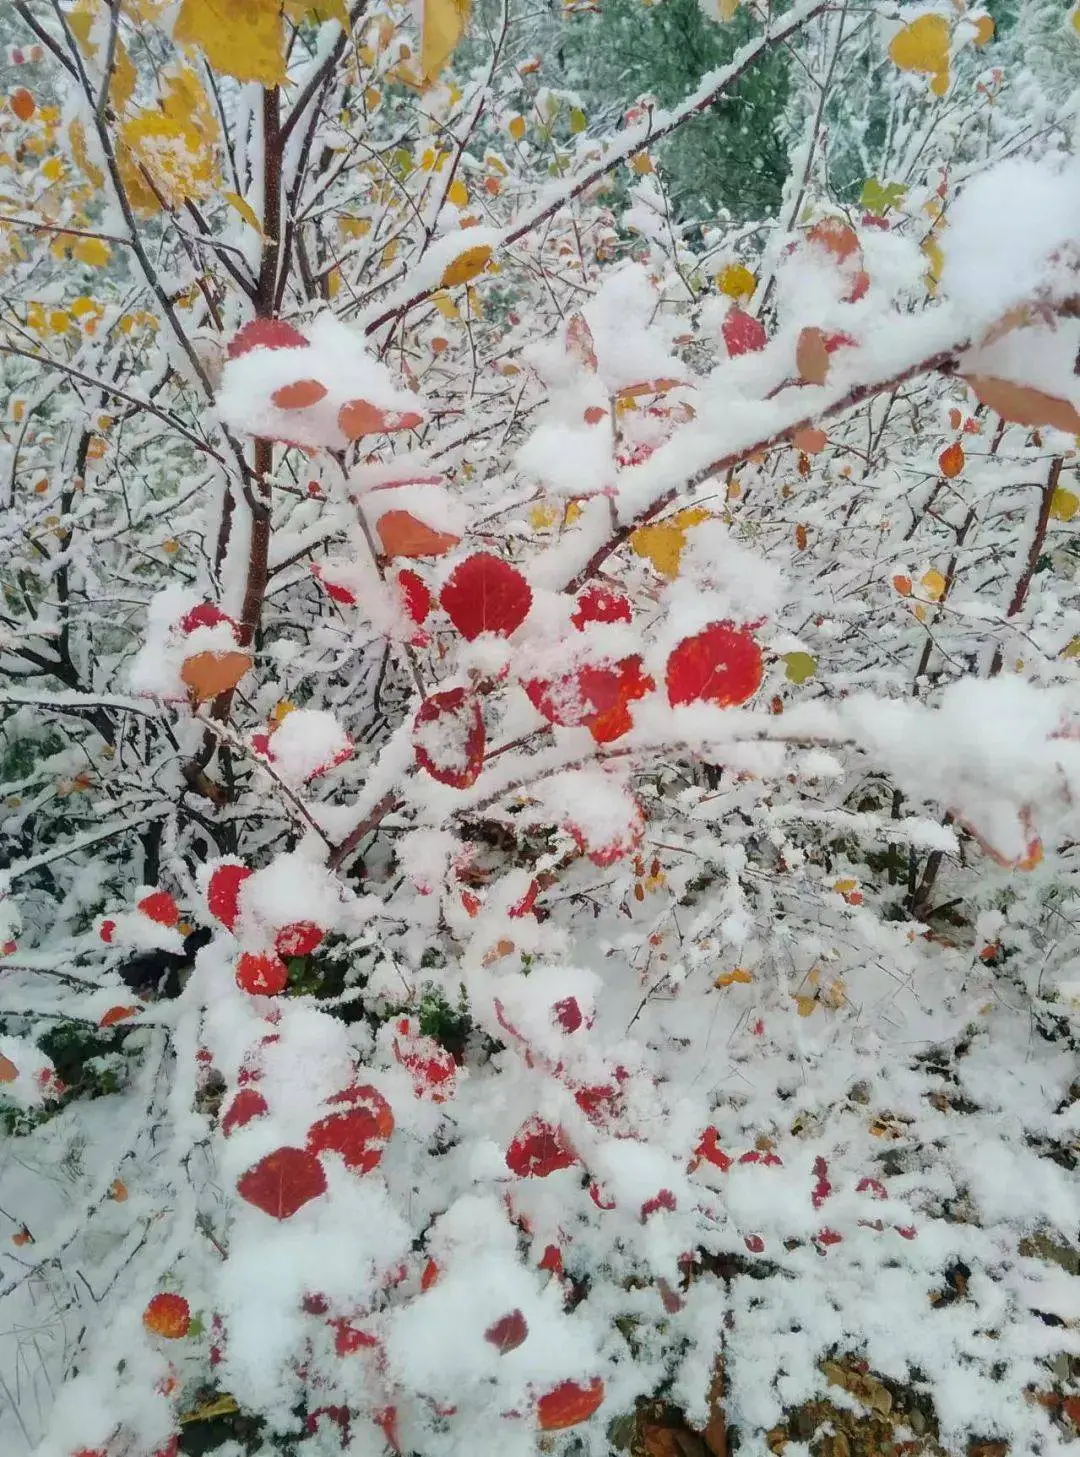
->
1050, 486, 1079, 522
629, 506, 711, 579
0, 1054, 18, 1084
523, 656, 653, 742
227, 318, 308, 359
939, 441, 965, 478
236, 1146, 328, 1219
961, 376, 1080, 433
376, 510, 460, 559
796, 326, 831, 386
397, 569, 432, 625
235, 951, 289, 995
666, 623, 763, 708
223, 190, 264, 234
413, 687, 485, 787
439, 243, 491, 289
138, 890, 180, 927
716, 263, 756, 302
536, 1376, 605, 1430
889, 13, 950, 77
440, 553, 532, 640
505, 1117, 577, 1176
221, 1088, 269, 1137
566, 312, 598, 371
571, 586, 632, 631
143, 1293, 190, 1339
484, 1309, 528, 1353
180, 649, 252, 703
306, 1089, 394, 1173
338, 398, 423, 439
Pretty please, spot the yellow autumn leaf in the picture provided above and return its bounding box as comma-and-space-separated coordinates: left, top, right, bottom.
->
432, 291, 460, 320
174, 0, 287, 87
716, 262, 756, 302
446, 178, 468, 208
1050, 486, 1079, 522
971, 14, 994, 46
630, 152, 654, 175
68, 120, 105, 190
920, 568, 947, 601
421, 0, 472, 84
1072, 4, 1080, 38
530, 502, 561, 529
72, 236, 111, 266
69, 0, 137, 110
630, 506, 711, 580
888, 13, 950, 76
120, 111, 217, 211
440, 243, 492, 288
508, 115, 526, 142
717, 0, 740, 18
922, 233, 944, 296
224, 191, 264, 235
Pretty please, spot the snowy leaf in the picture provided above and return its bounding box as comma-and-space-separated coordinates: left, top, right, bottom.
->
221, 1088, 269, 1137
272, 379, 328, 409
566, 313, 598, 371
421, 0, 471, 83
484, 1308, 528, 1353
1050, 486, 1079, 522
796, 326, 831, 387
376, 510, 460, 559
440, 553, 532, 640
722, 307, 767, 358
505, 1117, 577, 1176
413, 688, 485, 787
536, 1377, 605, 1430
206, 862, 252, 931
235, 951, 288, 996
306, 1089, 394, 1173
888, 14, 950, 80
174, 0, 288, 86
783, 651, 817, 684
227, 318, 309, 359
338, 398, 423, 439
439, 243, 492, 289
962, 376, 1080, 434
0, 1055, 18, 1084
666, 623, 763, 708
236, 1146, 328, 1219
939, 441, 965, 478
629, 506, 711, 580
180, 649, 252, 702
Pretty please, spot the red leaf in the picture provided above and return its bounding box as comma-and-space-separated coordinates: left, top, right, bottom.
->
640, 1188, 676, 1221
221, 1088, 269, 1137
235, 951, 289, 996
566, 313, 598, 372
138, 890, 180, 927
413, 688, 485, 788
505, 1117, 577, 1177
397, 568, 432, 624
207, 862, 252, 931
99, 918, 116, 943
180, 602, 238, 635
666, 622, 763, 708
228, 318, 308, 359
693, 1127, 733, 1172
571, 586, 632, 631
272, 379, 328, 410
338, 399, 424, 439
236, 1146, 327, 1218
307, 1090, 394, 1173
523, 656, 653, 742
722, 307, 767, 357
393, 1023, 457, 1101
100, 1004, 140, 1028
441, 553, 532, 640
552, 997, 583, 1032
274, 922, 324, 959
485, 1309, 529, 1353
536, 1377, 604, 1430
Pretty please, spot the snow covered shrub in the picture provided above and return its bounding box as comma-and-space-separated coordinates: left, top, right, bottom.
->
0, 3, 1078, 1456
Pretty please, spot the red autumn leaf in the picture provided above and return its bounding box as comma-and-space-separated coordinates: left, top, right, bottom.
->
235, 951, 289, 996
236, 1145, 328, 1218
272, 378, 329, 409
143, 1293, 190, 1339
413, 688, 485, 788
393, 1021, 457, 1100
228, 318, 308, 359
571, 586, 632, 631
722, 307, 767, 357
536, 1377, 605, 1430
693, 1127, 733, 1172
138, 890, 180, 927
274, 922, 324, 959
338, 399, 424, 439
179, 602, 238, 635
99, 918, 116, 943
508, 879, 539, 918
640, 1188, 676, 1221
100, 1004, 140, 1028
376, 510, 460, 560
397, 568, 432, 624
441, 553, 533, 640
221, 1087, 269, 1137
306, 1089, 395, 1173
505, 1117, 577, 1177
207, 862, 252, 931
552, 997, 583, 1032
523, 655, 653, 743
485, 1309, 529, 1354
666, 622, 763, 708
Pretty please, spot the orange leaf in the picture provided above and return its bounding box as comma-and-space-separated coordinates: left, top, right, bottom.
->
0, 1054, 18, 1083
796, 327, 830, 387
272, 379, 328, 409
614, 377, 682, 402
100, 1005, 140, 1028
181, 649, 252, 703
338, 399, 423, 439
536, 1377, 605, 1430
793, 426, 827, 454
962, 376, 1080, 434
376, 510, 460, 559
938, 441, 964, 478
10, 88, 35, 122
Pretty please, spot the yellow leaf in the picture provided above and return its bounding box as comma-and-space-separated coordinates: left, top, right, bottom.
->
714, 967, 753, 988
1073, 4, 1080, 39
530, 502, 560, 529
569, 107, 587, 134
421, 0, 471, 84
888, 13, 950, 76
68, 1, 137, 110
42, 156, 67, 183
1061, 636, 1080, 660
508, 115, 526, 142
1050, 486, 1079, 522
446, 178, 468, 208
920, 568, 947, 601
174, 0, 287, 86
930, 67, 950, 97
224, 191, 264, 235
718, 0, 740, 18
49, 310, 71, 334
69, 120, 104, 190
120, 111, 217, 212
630, 506, 711, 580
72, 236, 111, 266
630, 152, 654, 175
971, 15, 994, 47
922, 234, 943, 296
440, 243, 492, 288
432, 290, 460, 320
716, 262, 756, 302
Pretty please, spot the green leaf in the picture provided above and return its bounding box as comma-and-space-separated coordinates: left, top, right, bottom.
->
783, 651, 817, 685
859, 178, 907, 216
569, 107, 587, 134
